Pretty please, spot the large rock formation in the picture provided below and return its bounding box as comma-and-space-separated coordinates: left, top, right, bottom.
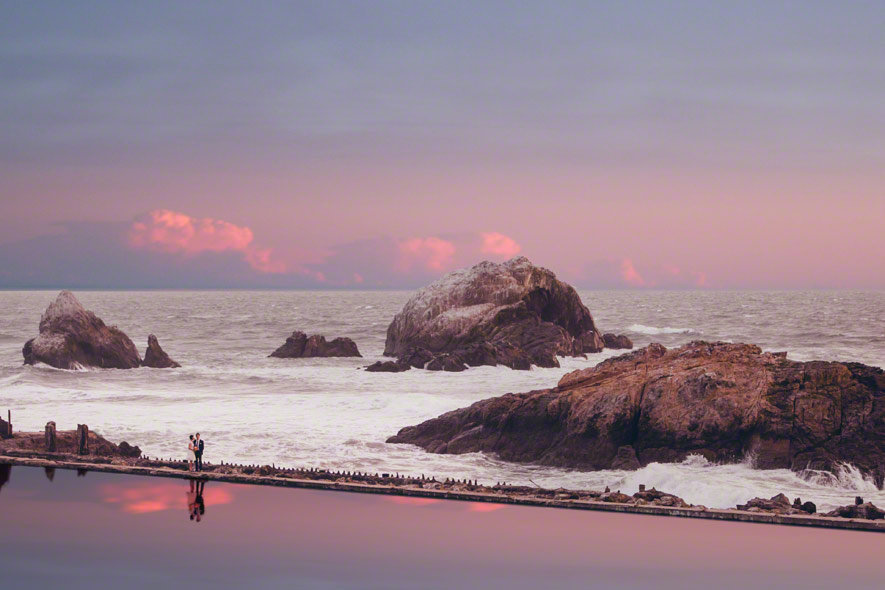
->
383, 257, 604, 370
388, 341, 885, 485
23, 291, 142, 369
270, 331, 361, 358
142, 334, 181, 368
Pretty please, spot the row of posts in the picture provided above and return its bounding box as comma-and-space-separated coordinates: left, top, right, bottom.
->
41, 420, 89, 455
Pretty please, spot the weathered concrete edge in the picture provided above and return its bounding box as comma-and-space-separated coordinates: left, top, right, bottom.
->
3, 455, 882, 533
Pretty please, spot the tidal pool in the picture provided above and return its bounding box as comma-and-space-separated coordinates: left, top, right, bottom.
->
0, 464, 881, 589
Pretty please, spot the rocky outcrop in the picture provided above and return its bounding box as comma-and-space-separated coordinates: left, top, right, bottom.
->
825, 500, 884, 520
365, 360, 411, 373
383, 257, 604, 370
23, 291, 141, 369
142, 334, 181, 368
270, 331, 361, 358
387, 341, 885, 485
0, 426, 142, 458
603, 333, 633, 349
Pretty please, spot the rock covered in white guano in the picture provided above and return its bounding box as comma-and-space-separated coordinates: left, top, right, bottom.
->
383, 257, 604, 369
22, 291, 142, 369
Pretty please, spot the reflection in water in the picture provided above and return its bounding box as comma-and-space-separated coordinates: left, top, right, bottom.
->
0, 465, 882, 590
99, 476, 232, 515
77, 469, 87, 477
187, 479, 206, 523
0, 463, 9, 493
44, 467, 55, 482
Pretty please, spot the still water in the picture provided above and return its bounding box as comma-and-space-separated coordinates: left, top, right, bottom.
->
0, 465, 882, 589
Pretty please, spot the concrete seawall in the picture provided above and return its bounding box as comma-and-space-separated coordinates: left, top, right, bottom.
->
2, 453, 882, 533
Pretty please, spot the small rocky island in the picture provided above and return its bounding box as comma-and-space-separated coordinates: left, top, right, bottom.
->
270, 330, 361, 358
388, 341, 885, 486
381, 256, 607, 371
22, 291, 179, 369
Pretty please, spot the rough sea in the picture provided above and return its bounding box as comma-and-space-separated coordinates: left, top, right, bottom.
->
1, 290, 882, 511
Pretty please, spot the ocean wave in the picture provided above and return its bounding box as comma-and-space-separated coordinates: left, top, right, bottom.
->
626, 323, 695, 335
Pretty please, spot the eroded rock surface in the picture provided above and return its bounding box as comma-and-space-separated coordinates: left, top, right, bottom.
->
22, 291, 141, 369
388, 341, 885, 485
383, 257, 604, 370
603, 333, 633, 349
270, 331, 361, 358
142, 334, 181, 368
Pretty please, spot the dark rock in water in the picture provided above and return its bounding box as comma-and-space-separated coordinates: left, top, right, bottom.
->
425, 353, 468, 372
737, 493, 794, 514
399, 347, 434, 368
387, 341, 885, 485
383, 257, 604, 370
22, 291, 141, 369
270, 331, 361, 358
825, 502, 885, 520
611, 445, 641, 470
117, 441, 142, 458
365, 360, 411, 373
603, 333, 633, 349
142, 334, 181, 368
632, 488, 689, 507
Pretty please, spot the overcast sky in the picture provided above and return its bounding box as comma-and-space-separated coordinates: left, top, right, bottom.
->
1, 1, 883, 288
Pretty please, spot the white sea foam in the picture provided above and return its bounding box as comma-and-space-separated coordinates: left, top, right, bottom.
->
627, 323, 695, 335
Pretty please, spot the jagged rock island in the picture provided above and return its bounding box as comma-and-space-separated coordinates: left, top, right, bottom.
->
382, 256, 605, 371
388, 341, 885, 486
23, 291, 142, 369
22, 291, 181, 369
270, 331, 361, 358
142, 334, 181, 368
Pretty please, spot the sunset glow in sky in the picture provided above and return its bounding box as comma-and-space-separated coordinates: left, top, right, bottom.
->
1, 1, 883, 289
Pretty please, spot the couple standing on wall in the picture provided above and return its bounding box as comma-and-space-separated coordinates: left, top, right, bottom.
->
187, 433, 205, 472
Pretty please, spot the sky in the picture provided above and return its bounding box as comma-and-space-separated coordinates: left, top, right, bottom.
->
1, 0, 883, 289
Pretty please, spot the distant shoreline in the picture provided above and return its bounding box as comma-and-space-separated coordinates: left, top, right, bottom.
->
2, 454, 882, 533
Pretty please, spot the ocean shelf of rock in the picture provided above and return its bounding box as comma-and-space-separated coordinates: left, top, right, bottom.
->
383, 256, 605, 370
387, 341, 885, 487
270, 330, 361, 358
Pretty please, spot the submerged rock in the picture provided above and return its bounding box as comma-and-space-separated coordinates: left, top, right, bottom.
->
270, 331, 361, 358
383, 256, 604, 370
365, 360, 411, 373
602, 333, 633, 349
22, 291, 141, 369
387, 341, 885, 485
142, 334, 181, 368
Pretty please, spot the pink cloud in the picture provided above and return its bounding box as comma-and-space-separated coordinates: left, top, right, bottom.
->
395, 236, 456, 272
620, 258, 646, 286
128, 209, 285, 273
480, 232, 521, 258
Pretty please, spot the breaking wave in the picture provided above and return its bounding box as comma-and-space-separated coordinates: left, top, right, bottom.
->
627, 323, 695, 335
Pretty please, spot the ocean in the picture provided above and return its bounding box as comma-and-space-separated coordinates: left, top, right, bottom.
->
0, 289, 882, 511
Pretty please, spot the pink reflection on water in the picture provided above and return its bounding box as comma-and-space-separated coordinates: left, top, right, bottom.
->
385, 496, 442, 507
100, 480, 232, 514
467, 502, 506, 513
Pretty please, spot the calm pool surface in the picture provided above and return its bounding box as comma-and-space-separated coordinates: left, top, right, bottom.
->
0, 464, 882, 589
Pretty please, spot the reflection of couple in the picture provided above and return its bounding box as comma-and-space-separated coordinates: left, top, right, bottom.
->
187, 433, 204, 472
186, 479, 206, 522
